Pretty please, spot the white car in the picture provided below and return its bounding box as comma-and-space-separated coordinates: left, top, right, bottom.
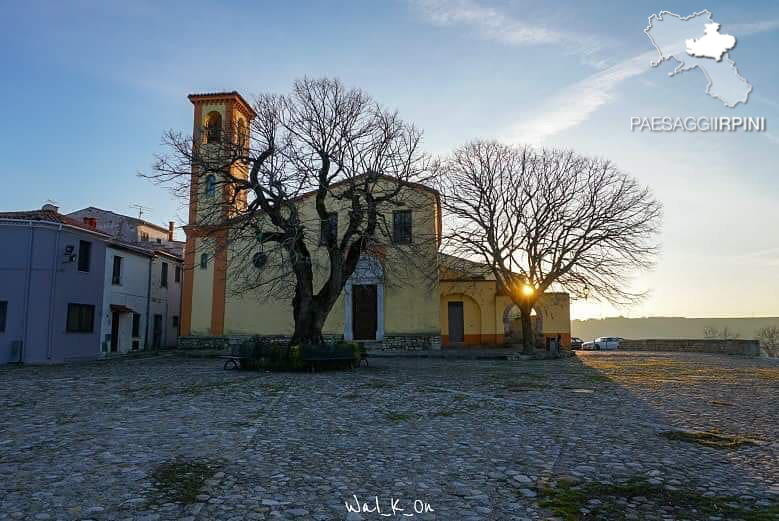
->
581, 337, 622, 350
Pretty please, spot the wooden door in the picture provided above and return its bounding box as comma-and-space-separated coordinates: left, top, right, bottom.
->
447, 302, 464, 344
110, 312, 120, 352
352, 284, 377, 340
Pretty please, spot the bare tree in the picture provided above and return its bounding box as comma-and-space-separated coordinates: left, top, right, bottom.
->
148, 78, 437, 347
435, 141, 662, 353
704, 326, 741, 340
703, 326, 720, 339
755, 326, 778, 356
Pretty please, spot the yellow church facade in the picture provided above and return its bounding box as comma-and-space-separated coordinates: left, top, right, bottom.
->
179, 91, 571, 350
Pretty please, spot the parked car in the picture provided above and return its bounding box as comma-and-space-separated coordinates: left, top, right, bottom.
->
570, 337, 583, 350
582, 337, 622, 350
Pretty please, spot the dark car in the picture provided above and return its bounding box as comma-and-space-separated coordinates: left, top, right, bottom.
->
570, 337, 583, 350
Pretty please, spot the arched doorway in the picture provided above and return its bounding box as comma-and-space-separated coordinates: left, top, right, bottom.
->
344, 256, 384, 341
502, 303, 543, 344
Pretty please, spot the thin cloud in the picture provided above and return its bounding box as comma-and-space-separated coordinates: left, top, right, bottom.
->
504, 15, 779, 144
409, 0, 612, 66
505, 50, 657, 144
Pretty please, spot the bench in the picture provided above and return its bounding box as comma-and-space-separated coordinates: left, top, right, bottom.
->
220, 344, 251, 370
219, 355, 247, 370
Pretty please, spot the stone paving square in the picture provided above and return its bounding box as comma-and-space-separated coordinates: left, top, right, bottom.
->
0, 351, 777, 520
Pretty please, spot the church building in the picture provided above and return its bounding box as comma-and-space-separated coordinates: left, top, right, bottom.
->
179, 92, 571, 350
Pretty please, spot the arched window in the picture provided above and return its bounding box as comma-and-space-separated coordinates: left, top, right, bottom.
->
200, 253, 208, 269
236, 117, 247, 145
204, 174, 216, 197
205, 111, 222, 143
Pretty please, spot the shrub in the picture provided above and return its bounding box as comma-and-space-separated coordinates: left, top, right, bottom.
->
241, 337, 362, 371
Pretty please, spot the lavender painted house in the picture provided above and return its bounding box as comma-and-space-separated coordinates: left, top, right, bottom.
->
0, 204, 184, 364
0, 205, 109, 363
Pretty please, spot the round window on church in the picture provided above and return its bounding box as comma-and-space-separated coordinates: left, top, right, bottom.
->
252, 252, 267, 269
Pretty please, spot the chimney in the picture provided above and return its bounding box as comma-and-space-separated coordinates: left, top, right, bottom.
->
83, 217, 97, 229
41, 203, 59, 213
168, 221, 175, 241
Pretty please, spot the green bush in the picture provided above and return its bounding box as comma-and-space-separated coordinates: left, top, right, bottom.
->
241, 337, 362, 371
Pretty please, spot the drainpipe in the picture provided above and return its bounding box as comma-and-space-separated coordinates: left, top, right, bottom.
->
20, 223, 34, 363
46, 225, 63, 360
144, 256, 152, 350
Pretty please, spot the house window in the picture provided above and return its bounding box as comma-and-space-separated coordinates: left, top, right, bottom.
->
66, 304, 95, 333
205, 111, 222, 143
140, 231, 149, 241
204, 175, 216, 197
200, 253, 208, 269
0, 301, 7, 332
132, 313, 141, 338
112, 256, 122, 285
161, 262, 168, 287
393, 210, 412, 244
319, 212, 338, 245
174, 266, 181, 283
77, 240, 91, 272
172, 316, 179, 327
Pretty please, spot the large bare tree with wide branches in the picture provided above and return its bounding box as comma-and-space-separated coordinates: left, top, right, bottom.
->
435, 141, 662, 353
148, 78, 437, 346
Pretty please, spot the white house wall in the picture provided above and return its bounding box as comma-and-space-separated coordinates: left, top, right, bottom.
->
149, 256, 182, 348
101, 247, 151, 354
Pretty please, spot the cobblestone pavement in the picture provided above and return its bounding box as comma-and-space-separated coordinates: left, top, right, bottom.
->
1, 351, 777, 520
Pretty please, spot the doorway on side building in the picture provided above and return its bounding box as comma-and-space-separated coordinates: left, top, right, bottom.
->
447, 301, 464, 344
352, 284, 377, 340
110, 311, 120, 352
152, 314, 163, 348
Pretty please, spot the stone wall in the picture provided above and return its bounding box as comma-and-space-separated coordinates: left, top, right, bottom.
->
380, 335, 441, 351
619, 339, 760, 356
177, 334, 440, 352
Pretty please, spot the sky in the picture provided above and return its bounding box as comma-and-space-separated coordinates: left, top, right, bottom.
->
1, 0, 777, 320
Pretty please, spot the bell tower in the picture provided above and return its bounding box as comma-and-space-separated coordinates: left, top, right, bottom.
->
181, 91, 255, 337
186, 91, 256, 225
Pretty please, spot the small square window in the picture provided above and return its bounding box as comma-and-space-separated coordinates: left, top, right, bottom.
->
66, 304, 95, 333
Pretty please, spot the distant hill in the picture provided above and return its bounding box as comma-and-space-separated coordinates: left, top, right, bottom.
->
571, 316, 779, 340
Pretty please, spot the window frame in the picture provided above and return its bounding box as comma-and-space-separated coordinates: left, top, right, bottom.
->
66, 304, 95, 333
204, 175, 217, 198
319, 212, 338, 246
392, 210, 413, 244
174, 265, 181, 283
77, 240, 92, 272
205, 111, 222, 144
112, 255, 122, 285
161, 262, 168, 288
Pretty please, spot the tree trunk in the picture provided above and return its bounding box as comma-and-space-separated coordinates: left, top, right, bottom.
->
290, 311, 325, 347
290, 289, 326, 347
519, 307, 535, 354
